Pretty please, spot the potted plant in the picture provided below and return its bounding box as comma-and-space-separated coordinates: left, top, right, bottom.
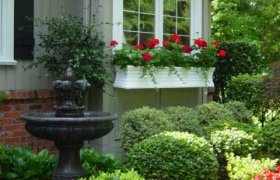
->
26, 15, 111, 88
110, 34, 226, 89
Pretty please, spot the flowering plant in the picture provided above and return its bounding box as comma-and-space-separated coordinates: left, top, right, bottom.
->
110, 34, 226, 70
253, 166, 280, 180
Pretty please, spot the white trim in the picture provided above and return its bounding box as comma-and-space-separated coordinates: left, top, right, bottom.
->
190, 0, 203, 42
0, 0, 16, 65
155, 0, 163, 42
112, 0, 123, 48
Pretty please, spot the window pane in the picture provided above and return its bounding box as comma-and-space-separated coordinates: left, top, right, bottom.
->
164, 0, 176, 16
140, 14, 154, 32
177, 18, 190, 35
178, 0, 190, 18
124, 32, 138, 45
140, 0, 154, 13
163, 16, 176, 34
124, 12, 138, 31
124, 0, 138, 11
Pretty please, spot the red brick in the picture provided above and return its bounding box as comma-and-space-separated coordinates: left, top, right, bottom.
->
16, 91, 29, 99
0, 119, 11, 125
4, 125, 18, 131
5, 137, 20, 144
0, 105, 13, 111
4, 112, 21, 118
14, 104, 28, 111
13, 130, 28, 137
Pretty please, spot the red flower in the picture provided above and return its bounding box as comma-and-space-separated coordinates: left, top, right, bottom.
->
146, 38, 159, 49
254, 174, 262, 180
194, 39, 207, 48
275, 166, 280, 173
170, 34, 181, 42
110, 40, 118, 47
182, 45, 192, 53
218, 49, 227, 57
162, 40, 170, 47
213, 41, 219, 47
136, 44, 144, 50
142, 52, 152, 61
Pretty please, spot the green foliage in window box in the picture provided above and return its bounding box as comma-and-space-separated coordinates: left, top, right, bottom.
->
80, 148, 124, 176
26, 15, 110, 88
0, 144, 56, 180
213, 42, 263, 102
79, 169, 144, 180
224, 101, 253, 124
163, 106, 202, 136
126, 131, 218, 180
196, 101, 235, 125
256, 119, 280, 160
120, 106, 173, 154
210, 128, 259, 157
226, 153, 278, 180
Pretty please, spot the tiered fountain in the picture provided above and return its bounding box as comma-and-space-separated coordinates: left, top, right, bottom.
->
21, 67, 117, 180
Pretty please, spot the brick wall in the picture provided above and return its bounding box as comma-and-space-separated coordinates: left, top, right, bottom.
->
0, 90, 57, 153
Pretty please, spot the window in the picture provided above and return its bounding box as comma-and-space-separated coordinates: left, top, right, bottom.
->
0, 0, 34, 65
0, 0, 16, 65
112, 0, 206, 47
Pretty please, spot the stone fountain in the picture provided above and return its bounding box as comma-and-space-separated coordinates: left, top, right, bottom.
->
20, 67, 117, 180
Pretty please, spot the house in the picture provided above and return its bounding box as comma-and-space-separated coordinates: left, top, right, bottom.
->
0, 0, 211, 155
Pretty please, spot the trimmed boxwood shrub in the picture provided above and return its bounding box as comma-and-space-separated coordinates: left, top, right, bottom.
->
80, 169, 144, 180
224, 101, 253, 124
163, 106, 202, 135
256, 119, 280, 159
196, 102, 235, 125
120, 106, 173, 154
210, 128, 259, 157
127, 131, 218, 180
202, 120, 255, 139
226, 153, 278, 180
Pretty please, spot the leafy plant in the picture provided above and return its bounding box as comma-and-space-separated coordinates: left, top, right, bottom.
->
120, 106, 173, 155
0, 91, 7, 104
196, 101, 235, 125
0, 144, 56, 180
213, 42, 263, 102
80, 169, 144, 180
163, 106, 202, 136
80, 147, 123, 176
256, 119, 280, 159
210, 128, 259, 157
226, 153, 278, 180
224, 101, 253, 124
25, 15, 110, 88
127, 131, 218, 180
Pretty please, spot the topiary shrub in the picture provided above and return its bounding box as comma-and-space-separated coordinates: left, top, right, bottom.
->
226, 153, 278, 180
127, 131, 218, 180
224, 101, 253, 124
202, 120, 255, 139
80, 169, 144, 180
256, 119, 280, 159
163, 106, 202, 135
210, 128, 259, 157
120, 106, 173, 154
196, 102, 235, 125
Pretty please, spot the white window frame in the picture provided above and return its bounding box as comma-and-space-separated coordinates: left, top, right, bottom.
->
112, 0, 206, 48
0, 0, 16, 65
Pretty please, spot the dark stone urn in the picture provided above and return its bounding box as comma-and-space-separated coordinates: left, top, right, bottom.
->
20, 67, 117, 180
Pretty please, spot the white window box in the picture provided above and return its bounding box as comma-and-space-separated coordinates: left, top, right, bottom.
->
113, 65, 215, 89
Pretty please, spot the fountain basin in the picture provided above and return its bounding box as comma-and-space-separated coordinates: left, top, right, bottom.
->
21, 111, 117, 180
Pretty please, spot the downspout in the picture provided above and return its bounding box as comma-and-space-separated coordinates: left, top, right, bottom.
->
83, 0, 91, 26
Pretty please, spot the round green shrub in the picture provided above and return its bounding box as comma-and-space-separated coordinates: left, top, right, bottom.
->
257, 119, 280, 159
163, 106, 202, 135
196, 102, 235, 125
224, 101, 253, 124
202, 120, 255, 139
80, 169, 144, 180
120, 106, 173, 154
127, 131, 218, 180
210, 128, 259, 157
